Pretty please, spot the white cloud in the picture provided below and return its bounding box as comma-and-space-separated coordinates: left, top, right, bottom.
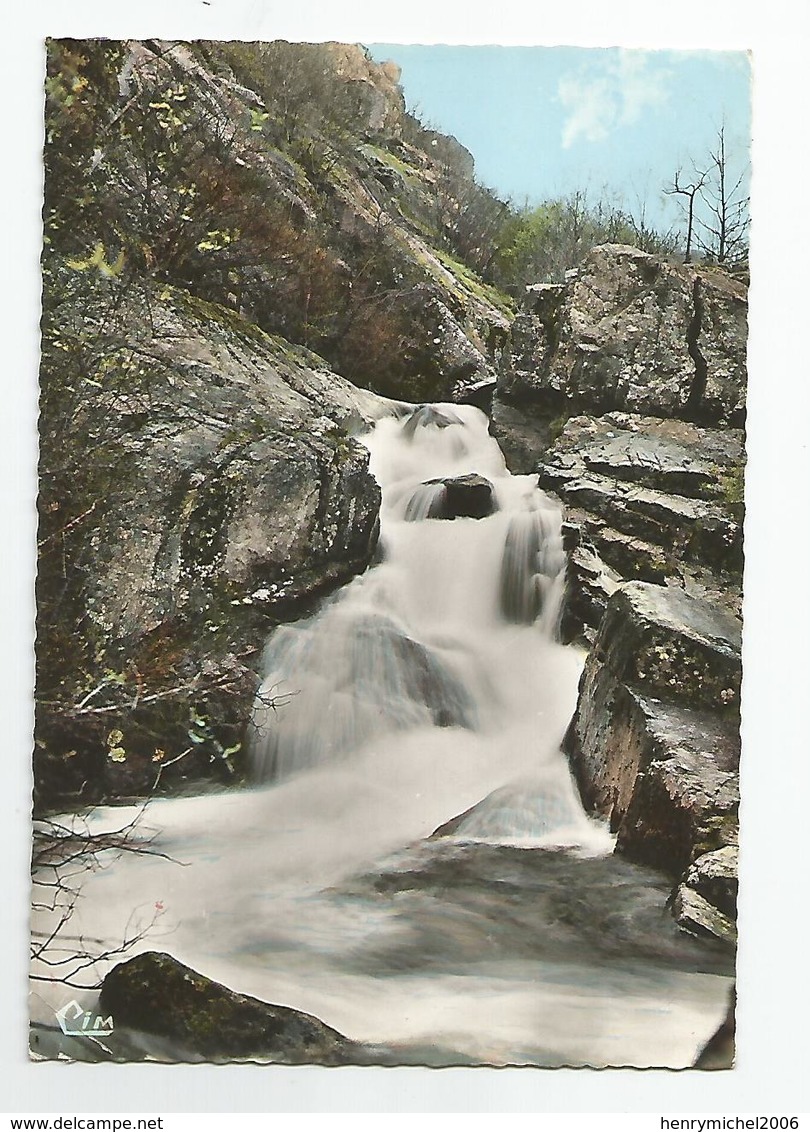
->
558, 50, 671, 148
558, 71, 618, 147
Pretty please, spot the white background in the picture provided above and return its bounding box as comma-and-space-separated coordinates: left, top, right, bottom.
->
1, 0, 808, 1115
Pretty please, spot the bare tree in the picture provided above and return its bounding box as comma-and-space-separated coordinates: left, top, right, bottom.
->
665, 165, 708, 264
695, 123, 750, 265
31, 804, 177, 989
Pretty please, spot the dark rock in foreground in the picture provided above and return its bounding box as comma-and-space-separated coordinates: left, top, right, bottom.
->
100, 952, 356, 1063
671, 845, 739, 948
672, 886, 737, 949
694, 988, 736, 1069
683, 845, 738, 920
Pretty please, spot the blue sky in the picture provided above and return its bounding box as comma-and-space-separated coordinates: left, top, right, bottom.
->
367, 45, 751, 234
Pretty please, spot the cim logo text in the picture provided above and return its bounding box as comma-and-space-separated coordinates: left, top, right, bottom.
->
55, 1000, 114, 1037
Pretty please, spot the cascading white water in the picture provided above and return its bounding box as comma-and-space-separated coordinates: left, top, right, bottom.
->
30, 402, 734, 1069
248, 403, 596, 847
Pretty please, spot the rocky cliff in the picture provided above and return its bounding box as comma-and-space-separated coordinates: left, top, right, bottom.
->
542, 411, 744, 643
495, 244, 747, 441
37, 38, 516, 808
36, 286, 390, 804
47, 39, 511, 403
491, 244, 747, 946
563, 582, 740, 946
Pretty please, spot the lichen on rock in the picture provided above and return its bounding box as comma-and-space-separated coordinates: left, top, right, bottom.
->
563, 581, 741, 938
99, 951, 357, 1063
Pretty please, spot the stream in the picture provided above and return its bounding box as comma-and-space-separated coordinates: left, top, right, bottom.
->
30, 404, 733, 1067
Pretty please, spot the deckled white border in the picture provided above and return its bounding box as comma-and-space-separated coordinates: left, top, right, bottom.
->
3, 0, 808, 1115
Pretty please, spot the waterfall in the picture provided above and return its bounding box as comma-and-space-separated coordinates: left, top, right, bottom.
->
500, 507, 567, 633
248, 403, 597, 849
33, 401, 733, 1070
403, 481, 447, 521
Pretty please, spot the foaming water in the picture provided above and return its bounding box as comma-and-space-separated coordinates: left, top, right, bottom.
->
31, 403, 733, 1068
249, 402, 583, 845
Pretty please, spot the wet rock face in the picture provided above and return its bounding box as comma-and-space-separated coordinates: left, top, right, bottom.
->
489, 392, 562, 473
432, 473, 496, 519
400, 403, 463, 436
538, 412, 744, 643
86, 297, 385, 644
683, 845, 739, 920
37, 293, 386, 804
99, 952, 356, 1063
592, 581, 741, 711
673, 887, 736, 949
499, 244, 747, 429
406, 473, 496, 520
563, 581, 741, 942
673, 846, 739, 948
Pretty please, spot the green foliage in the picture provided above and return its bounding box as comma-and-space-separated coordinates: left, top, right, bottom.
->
201, 40, 370, 147
42, 38, 519, 401
546, 412, 571, 446
492, 191, 680, 293
66, 242, 126, 277
432, 248, 515, 317
720, 464, 746, 509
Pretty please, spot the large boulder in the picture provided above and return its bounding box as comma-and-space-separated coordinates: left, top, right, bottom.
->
682, 845, 739, 920
672, 886, 737, 949
35, 290, 387, 805
498, 245, 747, 430
405, 473, 496, 520
99, 952, 356, 1063
489, 393, 562, 472
82, 293, 385, 641
322, 42, 406, 135
614, 697, 740, 874
672, 845, 738, 947
564, 581, 741, 941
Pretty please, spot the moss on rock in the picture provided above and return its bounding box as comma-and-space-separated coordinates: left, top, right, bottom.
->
99, 951, 357, 1062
